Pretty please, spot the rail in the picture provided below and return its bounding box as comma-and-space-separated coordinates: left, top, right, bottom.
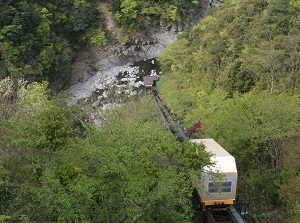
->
207, 206, 243, 223
151, 90, 247, 223
153, 92, 189, 142
207, 209, 234, 223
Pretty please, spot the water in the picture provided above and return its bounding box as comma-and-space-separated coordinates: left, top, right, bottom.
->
87, 58, 160, 107
114, 58, 160, 96
132, 58, 160, 81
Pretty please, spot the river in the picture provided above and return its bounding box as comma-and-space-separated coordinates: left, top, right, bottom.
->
68, 0, 211, 107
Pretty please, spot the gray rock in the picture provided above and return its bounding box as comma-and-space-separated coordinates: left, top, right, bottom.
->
69, 0, 211, 104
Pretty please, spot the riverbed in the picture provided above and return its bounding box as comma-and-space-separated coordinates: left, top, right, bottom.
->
68, 0, 211, 107
68, 27, 178, 106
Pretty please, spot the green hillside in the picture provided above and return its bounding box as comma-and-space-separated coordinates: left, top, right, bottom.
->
0, 80, 211, 222
0, 0, 200, 87
1, 0, 300, 222
158, 0, 300, 221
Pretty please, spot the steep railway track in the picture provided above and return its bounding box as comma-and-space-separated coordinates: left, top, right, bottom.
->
153, 92, 189, 142
207, 209, 235, 223
207, 207, 242, 223
151, 90, 245, 223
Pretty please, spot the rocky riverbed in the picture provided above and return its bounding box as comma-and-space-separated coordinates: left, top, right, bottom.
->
69, 28, 177, 105
68, 0, 212, 106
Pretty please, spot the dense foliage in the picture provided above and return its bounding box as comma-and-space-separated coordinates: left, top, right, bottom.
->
158, 0, 300, 221
0, 0, 104, 86
0, 0, 202, 88
112, 0, 198, 30
2, 0, 300, 222
0, 81, 211, 222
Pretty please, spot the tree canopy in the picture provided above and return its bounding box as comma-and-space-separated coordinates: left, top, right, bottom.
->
113, 0, 198, 30
0, 0, 202, 89
0, 82, 211, 222
1, 0, 300, 222
0, 0, 103, 87
158, 0, 300, 221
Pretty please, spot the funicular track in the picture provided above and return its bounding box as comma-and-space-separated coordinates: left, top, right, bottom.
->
207, 208, 235, 223
151, 90, 245, 223
153, 92, 188, 142
206, 206, 243, 223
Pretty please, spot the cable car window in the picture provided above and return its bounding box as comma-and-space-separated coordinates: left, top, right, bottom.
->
208, 181, 232, 193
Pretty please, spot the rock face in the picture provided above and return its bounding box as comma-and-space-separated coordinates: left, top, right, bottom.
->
69, 0, 211, 104
69, 28, 177, 103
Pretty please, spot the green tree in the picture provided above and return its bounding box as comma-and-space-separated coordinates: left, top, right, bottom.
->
0, 0, 102, 86
90, 97, 210, 222
113, 0, 197, 30
157, 0, 300, 220
262, 0, 297, 37
0, 83, 211, 222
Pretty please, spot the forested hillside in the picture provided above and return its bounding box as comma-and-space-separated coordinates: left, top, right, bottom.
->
0, 0, 105, 88
0, 1, 212, 222
111, 0, 199, 29
158, 0, 300, 222
0, 79, 212, 222
0, 0, 201, 89
2, 0, 300, 222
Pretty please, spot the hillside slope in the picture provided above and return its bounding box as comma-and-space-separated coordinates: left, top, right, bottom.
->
158, 0, 300, 222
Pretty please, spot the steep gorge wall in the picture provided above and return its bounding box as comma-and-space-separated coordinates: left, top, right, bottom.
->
69, 0, 211, 102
